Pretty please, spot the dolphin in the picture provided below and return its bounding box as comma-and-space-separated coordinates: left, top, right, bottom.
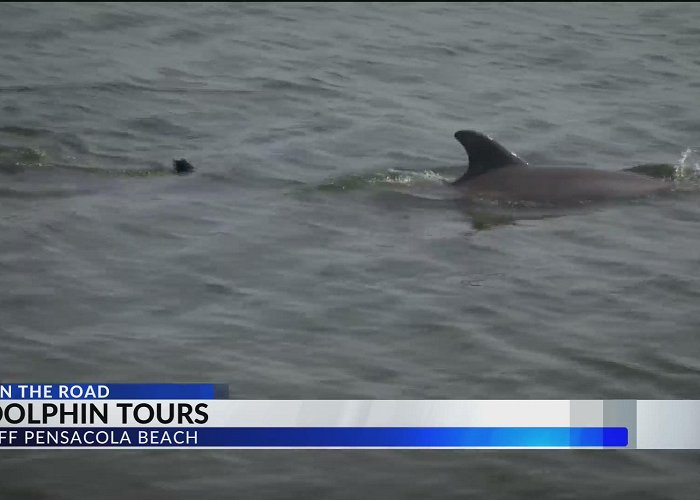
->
451, 130, 672, 206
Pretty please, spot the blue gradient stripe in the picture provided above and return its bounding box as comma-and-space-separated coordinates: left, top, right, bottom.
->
0, 384, 227, 400
103, 384, 227, 399
3, 427, 628, 447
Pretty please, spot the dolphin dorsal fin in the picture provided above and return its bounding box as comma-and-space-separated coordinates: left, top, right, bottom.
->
453, 130, 527, 183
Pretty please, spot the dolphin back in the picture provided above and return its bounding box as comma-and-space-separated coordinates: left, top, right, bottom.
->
453, 130, 527, 184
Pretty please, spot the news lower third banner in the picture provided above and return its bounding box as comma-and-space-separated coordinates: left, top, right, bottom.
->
0, 384, 698, 449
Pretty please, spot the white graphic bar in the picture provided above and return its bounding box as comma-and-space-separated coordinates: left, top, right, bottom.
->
0, 399, 699, 448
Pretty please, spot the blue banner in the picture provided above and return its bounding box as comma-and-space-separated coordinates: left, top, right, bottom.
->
0, 427, 628, 448
0, 384, 228, 400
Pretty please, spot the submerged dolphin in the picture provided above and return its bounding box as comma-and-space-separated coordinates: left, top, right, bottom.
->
451, 131, 671, 206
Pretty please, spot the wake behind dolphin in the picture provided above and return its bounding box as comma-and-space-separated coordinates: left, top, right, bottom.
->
451, 130, 672, 206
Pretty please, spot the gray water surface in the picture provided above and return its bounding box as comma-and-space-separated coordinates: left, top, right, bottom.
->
1, 3, 700, 499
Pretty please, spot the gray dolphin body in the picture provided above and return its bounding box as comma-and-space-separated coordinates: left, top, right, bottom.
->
451, 131, 671, 206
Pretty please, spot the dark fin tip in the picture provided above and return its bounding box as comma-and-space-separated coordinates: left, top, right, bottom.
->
173, 158, 194, 175
453, 130, 525, 184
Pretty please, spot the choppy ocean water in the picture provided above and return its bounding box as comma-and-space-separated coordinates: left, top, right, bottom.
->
1, 2, 700, 498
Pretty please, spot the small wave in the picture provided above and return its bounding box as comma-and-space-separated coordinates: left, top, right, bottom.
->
0, 143, 168, 178
125, 116, 194, 136
675, 147, 700, 181
0, 144, 45, 162
0, 145, 47, 174
0, 82, 255, 95
370, 168, 452, 186
318, 168, 452, 191
0, 187, 94, 199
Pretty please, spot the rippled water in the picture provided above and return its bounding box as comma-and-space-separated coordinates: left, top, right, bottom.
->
1, 2, 700, 499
